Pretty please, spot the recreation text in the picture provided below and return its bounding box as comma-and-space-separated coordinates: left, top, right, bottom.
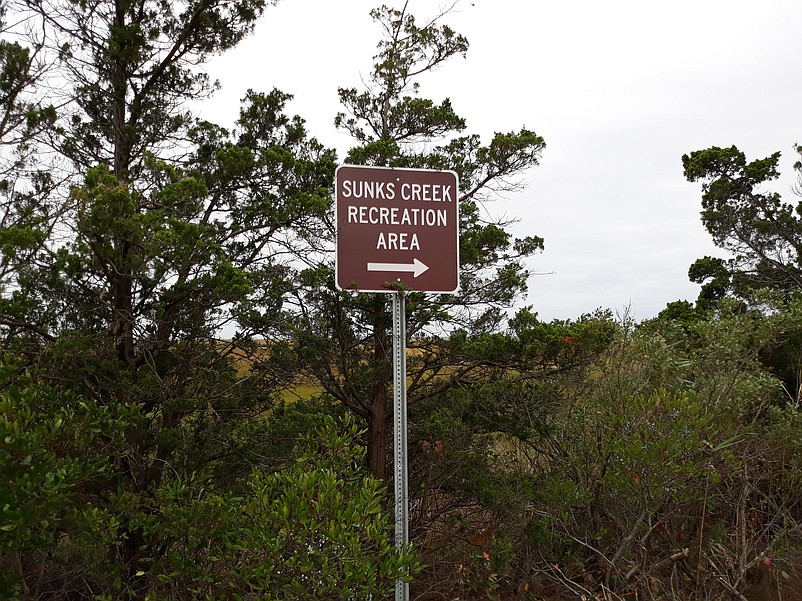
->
340, 177, 455, 251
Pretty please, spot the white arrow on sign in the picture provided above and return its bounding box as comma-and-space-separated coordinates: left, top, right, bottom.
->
367, 258, 430, 278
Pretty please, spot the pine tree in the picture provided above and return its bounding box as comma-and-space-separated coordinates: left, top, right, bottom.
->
1, 1, 336, 597
287, 3, 546, 479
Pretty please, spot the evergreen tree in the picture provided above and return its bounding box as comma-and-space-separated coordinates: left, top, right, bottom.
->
683, 144, 802, 400
1, 1, 337, 597
0, 3, 57, 314
683, 144, 802, 306
285, 3, 547, 480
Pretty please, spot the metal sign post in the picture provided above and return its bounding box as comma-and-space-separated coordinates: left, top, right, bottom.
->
392, 291, 409, 601
333, 164, 460, 600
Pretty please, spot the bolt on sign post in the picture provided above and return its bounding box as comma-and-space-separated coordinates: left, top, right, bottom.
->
335, 165, 460, 600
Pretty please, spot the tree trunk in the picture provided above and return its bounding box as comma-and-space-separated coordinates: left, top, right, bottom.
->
367, 296, 390, 479
367, 397, 388, 481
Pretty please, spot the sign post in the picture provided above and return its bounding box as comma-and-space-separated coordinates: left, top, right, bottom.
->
392, 291, 408, 601
335, 165, 460, 601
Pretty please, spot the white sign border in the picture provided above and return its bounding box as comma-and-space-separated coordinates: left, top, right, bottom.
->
334, 164, 461, 295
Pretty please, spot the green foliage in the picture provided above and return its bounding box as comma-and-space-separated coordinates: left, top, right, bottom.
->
0, 26, 55, 164
290, 2, 549, 485
0, 356, 135, 599
1, 2, 341, 598
19, 0, 274, 176
403, 311, 617, 596
675, 142, 802, 399
252, 395, 348, 472
3, 376, 414, 600
136, 416, 419, 600
683, 144, 802, 303
336, 5, 469, 143
521, 304, 802, 599
0, 11, 57, 306
688, 256, 734, 309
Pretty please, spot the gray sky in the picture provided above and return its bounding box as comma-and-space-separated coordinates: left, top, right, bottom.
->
201, 0, 802, 322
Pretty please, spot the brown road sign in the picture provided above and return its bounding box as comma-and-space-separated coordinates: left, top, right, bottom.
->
335, 165, 460, 293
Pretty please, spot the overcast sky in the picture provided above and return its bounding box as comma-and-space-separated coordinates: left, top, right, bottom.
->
200, 0, 802, 322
